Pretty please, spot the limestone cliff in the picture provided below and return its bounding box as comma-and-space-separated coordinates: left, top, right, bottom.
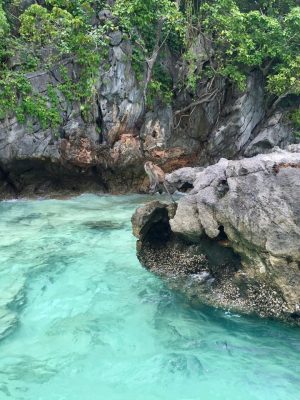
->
0, 19, 297, 198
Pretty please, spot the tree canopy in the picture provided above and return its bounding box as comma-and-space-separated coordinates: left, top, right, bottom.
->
199, 0, 300, 97
0, 0, 299, 130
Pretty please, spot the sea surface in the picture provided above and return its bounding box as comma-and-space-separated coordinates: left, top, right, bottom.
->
0, 194, 299, 400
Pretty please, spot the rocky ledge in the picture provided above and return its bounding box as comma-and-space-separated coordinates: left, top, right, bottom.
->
132, 145, 300, 324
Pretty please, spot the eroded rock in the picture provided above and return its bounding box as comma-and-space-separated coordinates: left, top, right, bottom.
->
205, 72, 265, 162
244, 112, 293, 157
132, 148, 300, 323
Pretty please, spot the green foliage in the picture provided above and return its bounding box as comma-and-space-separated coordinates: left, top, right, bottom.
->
198, 0, 300, 95
17, 91, 62, 130
0, 0, 9, 37
0, 72, 62, 129
0, 73, 30, 120
113, 0, 185, 103
238, 0, 295, 14
113, 0, 185, 50
19, 4, 75, 48
290, 108, 300, 138
183, 48, 200, 91
0, 1, 10, 67
147, 62, 174, 107
267, 57, 300, 96
291, 109, 300, 126
0, 0, 111, 129
0, 0, 299, 128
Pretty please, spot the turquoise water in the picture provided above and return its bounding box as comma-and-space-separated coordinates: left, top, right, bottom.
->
0, 194, 299, 400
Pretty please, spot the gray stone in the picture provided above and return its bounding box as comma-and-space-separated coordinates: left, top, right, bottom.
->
131, 200, 176, 240
109, 31, 123, 46
244, 112, 293, 157
98, 9, 113, 22
206, 72, 265, 161
26, 70, 54, 93
132, 148, 300, 322
0, 36, 147, 195
166, 166, 204, 188
141, 106, 173, 151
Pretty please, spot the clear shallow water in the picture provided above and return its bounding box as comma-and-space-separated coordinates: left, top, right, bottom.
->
0, 194, 299, 400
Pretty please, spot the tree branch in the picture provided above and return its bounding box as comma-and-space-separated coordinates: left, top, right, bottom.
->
267, 91, 291, 117
142, 17, 166, 102
174, 88, 219, 116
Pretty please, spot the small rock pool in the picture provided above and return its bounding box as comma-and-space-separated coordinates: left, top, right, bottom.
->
0, 194, 299, 400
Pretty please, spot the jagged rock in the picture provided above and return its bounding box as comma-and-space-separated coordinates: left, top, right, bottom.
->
141, 106, 173, 152
109, 31, 123, 46
170, 78, 225, 153
165, 166, 204, 192
0, 37, 146, 196
100, 40, 144, 146
205, 72, 265, 161
131, 200, 176, 241
286, 143, 300, 152
132, 148, 300, 323
98, 9, 113, 22
244, 112, 293, 157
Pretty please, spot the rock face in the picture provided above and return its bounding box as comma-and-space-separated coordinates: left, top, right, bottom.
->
132, 146, 300, 323
204, 72, 265, 161
244, 112, 293, 157
0, 37, 146, 197
0, 26, 298, 198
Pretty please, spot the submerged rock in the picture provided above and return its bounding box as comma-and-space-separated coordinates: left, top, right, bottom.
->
132, 147, 300, 323
0, 308, 18, 341
83, 220, 126, 230
0, 276, 26, 340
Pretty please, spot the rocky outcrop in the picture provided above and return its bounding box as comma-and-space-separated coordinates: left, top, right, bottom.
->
132, 146, 300, 323
0, 36, 146, 197
0, 14, 298, 198
0, 30, 198, 198
204, 72, 265, 161
244, 112, 293, 157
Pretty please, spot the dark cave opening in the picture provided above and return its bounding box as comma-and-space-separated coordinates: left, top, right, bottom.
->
141, 207, 172, 244
215, 225, 228, 241
179, 182, 194, 192
141, 211, 241, 273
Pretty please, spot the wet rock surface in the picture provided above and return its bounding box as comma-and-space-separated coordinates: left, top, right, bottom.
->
132, 147, 300, 323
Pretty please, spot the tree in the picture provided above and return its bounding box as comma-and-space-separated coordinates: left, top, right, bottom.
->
0, 0, 8, 37
194, 0, 300, 98
113, 0, 185, 103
